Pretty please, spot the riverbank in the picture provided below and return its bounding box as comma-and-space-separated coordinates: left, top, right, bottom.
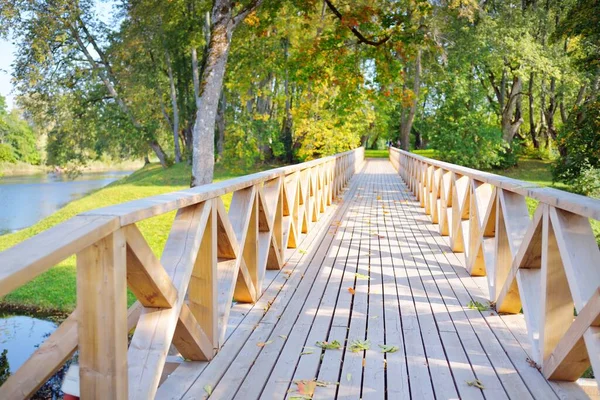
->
0, 159, 145, 177
0, 161, 281, 314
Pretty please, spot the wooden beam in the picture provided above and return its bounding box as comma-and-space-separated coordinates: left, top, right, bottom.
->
189, 199, 218, 351
124, 224, 177, 308
172, 303, 215, 361
77, 229, 128, 399
128, 201, 211, 400
543, 288, 600, 381
0, 215, 119, 297
496, 205, 545, 314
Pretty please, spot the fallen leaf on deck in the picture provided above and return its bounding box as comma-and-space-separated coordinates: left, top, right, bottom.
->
257, 340, 273, 347
204, 384, 212, 396
349, 339, 370, 352
347, 287, 356, 295
279, 335, 288, 339
466, 379, 485, 389
316, 340, 342, 350
346, 373, 352, 382
296, 380, 317, 397
379, 344, 399, 353
355, 273, 370, 280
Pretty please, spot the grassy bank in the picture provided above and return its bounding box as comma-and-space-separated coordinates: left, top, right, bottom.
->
0, 161, 279, 313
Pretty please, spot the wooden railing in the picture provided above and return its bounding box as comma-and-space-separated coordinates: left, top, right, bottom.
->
390, 147, 600, 387
0, 147, 364, 399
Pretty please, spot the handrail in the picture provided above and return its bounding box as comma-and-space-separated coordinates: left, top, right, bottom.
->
0, 146, 365, 399
389, 146, 600, 388
389, 147, 600, 220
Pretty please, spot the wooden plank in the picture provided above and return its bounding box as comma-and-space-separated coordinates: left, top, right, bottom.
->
127, 201, 211, 400
215, 197, 256, 313
189, 199, 218, 352
421, 223, 561, 399
172, 303, 214, 361
403, 172, 547, 399
226, 171, 365, 400
543, 288, 600, 381
493, 189, 530, 301
158, 174, 350, 400
501, 313, 590, 399
496, 205, 544, 314
77, 229, 128, 399
549, 207, 600, 385
0, 215, 119, 297
124, 224, 177, 308
540, 211, 574, 364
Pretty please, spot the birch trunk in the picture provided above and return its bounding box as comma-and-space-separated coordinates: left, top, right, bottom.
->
191, 2, 233, 186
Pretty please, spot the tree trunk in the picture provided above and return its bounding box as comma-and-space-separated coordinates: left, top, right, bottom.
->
501, 76, 524, 143
400, 48, 421, 151
150, 140, 168, 167
414, 129, 423, 149
191, 2, 233, 186
191, 47, 201, 107
165, 49, 181, 163
528, 72, 539, 148
216, 90, 225, 161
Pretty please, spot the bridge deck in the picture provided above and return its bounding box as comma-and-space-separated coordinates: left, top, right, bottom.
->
157, 159, 589, 400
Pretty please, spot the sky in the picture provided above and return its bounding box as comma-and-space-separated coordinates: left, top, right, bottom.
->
0, 39, 16, 110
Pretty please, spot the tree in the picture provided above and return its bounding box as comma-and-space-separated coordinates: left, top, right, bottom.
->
0, 0, 170, 166
191, 0, 264, 186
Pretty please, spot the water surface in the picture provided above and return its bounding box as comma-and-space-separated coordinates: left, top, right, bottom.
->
0, 170, 131, 234
0, 314, 57, 373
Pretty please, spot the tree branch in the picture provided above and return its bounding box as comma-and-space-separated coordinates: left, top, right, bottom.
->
324, 0, 391, 47
232, 0, 264, 28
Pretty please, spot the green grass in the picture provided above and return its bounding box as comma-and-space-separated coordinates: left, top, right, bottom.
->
364, 149, 389, 158
412, 149, 436, 159
0, 161, 280, 313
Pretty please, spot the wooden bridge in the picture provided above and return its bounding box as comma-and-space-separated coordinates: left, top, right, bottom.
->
0, 147, 599, 399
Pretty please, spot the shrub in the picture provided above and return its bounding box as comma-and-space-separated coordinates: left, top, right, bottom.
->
571, 164, 600, 198
553, 96, 600, 183
0, 143, 17, 163
428, 114, 507, 170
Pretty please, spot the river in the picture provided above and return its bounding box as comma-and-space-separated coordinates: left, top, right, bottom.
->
0, 170, 131, 235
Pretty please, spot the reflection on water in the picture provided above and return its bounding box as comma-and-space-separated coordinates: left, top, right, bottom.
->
0, 170, 131, 234
0, 314, 57, 373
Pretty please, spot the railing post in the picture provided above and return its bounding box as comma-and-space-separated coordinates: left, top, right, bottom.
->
77, 229, 128, 399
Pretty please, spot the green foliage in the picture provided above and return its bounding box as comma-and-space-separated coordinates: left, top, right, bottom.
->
553, 97, 600, 185
0, 95, 41, 165
571, 166, 600, 199
428, 112, 506, 170
0, 144, 17, 163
